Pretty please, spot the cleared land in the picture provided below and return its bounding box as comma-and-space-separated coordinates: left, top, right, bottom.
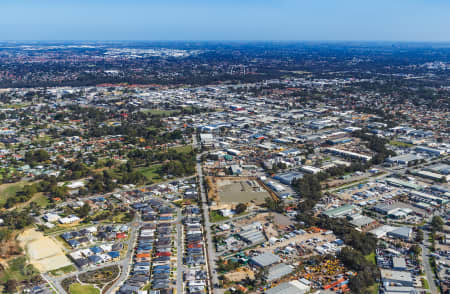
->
217, 178, 270, 204
224, 267, 255, 282
18, 228, 72, 272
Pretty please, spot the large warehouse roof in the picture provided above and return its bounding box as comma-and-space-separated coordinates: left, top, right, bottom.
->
249, 252, 280, 268
265, 280, 310, 294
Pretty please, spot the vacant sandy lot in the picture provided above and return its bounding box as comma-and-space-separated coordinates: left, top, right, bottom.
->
217, 179, 270, 204
18, 229, 72, 272
225, 267, 255, 282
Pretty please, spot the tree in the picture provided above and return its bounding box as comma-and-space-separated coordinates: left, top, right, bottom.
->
338, 247, 379, 293
77, 203, 91, 218
234, 203, 247, 214
25, 149, 50, 164
264, 197, 283, 213
409, 244, 421, 257
5, 279, 18, 293
415, 228, 424, 243
431, 216, 444, 232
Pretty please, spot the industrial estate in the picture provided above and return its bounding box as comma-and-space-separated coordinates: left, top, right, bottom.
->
0, 42, 448, 294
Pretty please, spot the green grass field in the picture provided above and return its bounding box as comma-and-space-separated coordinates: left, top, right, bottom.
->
139, 164, 163, 182
210, 210, 229, 222
32, 193, 50, 208
69, 284, 100, 294
365, 252, 376, 265
49, 265, 76, 276
142, 109, 178, 116
367, 283, 379, 294
0, 181, 28, 206
421, 277, 430, 289
389, 140, 413, 147
169, 145, 193, 153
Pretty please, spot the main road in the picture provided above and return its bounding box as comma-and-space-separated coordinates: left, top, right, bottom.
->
420, 232, 440, 294
196, 154, 220, 294
176, 206, 184, 294
193, 133, 221, 294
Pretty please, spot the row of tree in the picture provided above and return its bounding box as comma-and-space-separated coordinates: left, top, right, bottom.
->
352, 130, 396, 164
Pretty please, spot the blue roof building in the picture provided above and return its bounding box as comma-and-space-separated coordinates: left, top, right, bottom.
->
108, 251, 120, 259
88, 255, 102, 264
90, 246, 103, 254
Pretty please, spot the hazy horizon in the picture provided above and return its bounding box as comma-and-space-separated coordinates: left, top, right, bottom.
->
1, 0, 450, 42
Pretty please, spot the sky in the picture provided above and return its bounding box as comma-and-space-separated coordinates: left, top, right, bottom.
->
1, 0, 450, 41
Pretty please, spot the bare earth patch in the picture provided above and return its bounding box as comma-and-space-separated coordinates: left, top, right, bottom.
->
224, 267, 255, 282
216, 178, 271, 204
18, 228, 72, 272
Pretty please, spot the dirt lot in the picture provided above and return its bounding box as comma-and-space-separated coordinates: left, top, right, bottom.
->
18, 228, 72, 272
216, 178, 271, 204
224, 267, 255, 282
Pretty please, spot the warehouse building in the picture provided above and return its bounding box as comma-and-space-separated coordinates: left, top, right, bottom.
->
387, 154, 422, 165
265, 280, 310, 294
383, 285, 416, 294
387, 227, 413, 241
373, 204, 413, 219
415, 146, 446, 156
325, 147, 372, 162
239, 228, 266, 246
409, 190, 448, 205
249, 252, 280, 268
323, 204, 356, 218
380, 269, 413, 287
265, 263, 294, 282
392, 257, 407, 271
385, 178, 422, 190
349, 214, 376, 229
273, 172, 303, 185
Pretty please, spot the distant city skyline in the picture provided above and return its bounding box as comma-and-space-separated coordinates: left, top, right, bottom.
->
1, 0, 450, 41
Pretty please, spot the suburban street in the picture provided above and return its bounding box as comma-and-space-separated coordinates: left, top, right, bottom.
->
106, 213, 141, 294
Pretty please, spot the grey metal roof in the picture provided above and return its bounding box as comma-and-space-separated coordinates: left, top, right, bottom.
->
266, 263, 293, 282
249, 252, 280, 267
265, 281, 309, 294
392, 257, 407, 269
